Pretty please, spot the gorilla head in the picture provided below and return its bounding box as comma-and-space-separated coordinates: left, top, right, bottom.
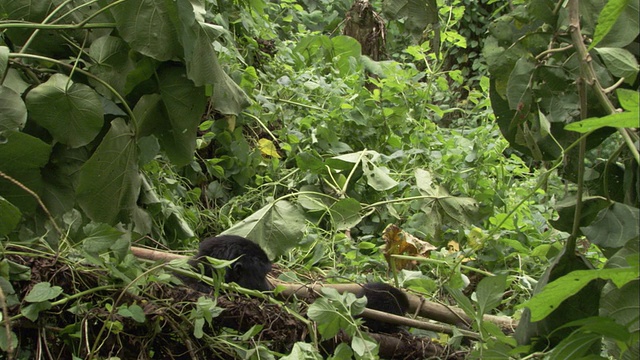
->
186, 235, 272, 292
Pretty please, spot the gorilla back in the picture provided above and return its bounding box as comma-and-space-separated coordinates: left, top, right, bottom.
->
186, 235, 272, 292
358, 282, 409, 333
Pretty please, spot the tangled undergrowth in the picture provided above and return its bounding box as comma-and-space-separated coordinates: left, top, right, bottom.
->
2, 249, 462, 359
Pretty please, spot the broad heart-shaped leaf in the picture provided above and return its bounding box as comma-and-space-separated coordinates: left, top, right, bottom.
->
0, 196, 21, 235
329, 198, 362, 231
382, 0, 438, 36
76, 118, 141, 224
419, 181, 479, 228
330, 36, 361, 76
280, 342, 323, 360
118, 304, 146, 323
506, 57, 535, 111
110, 0, 181, 61
550, 196, 611, 233
171, 1, 250, 114
222, 200, 306, 259
156, 66, 206, 167
82, 222, 125, 257
25, 74, 104, 148
582, 202, 640, 249
88, 35, 135, 97
0, 130, 52, 213
594, 47, 639, 85
0, 86, 27, 131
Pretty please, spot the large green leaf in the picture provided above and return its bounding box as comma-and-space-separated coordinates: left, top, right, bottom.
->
331, 36, 362, 76
506, 57, 535, 111
156, 66, 206, 167
0, 130, 52, 213
476, 274, 508, 316
329, 198, 362, 231
593, 0, 640, 49
601, 241, 640, 359
582, 202, 640, 249
550, 196, 611, 233
40, 146, 90, 217
25, 74, 104, 148
0, 86, 27, 131
594, 47, 640, 85
76, 118, 140, 224
383, 0, 438, 36
88, 36, 135, 97
222, 200, 307, 259
133, 94, 164, 137
523, 267, 638, 322
0, 196, 21, 235
565, 111, 640, 133
171, 0, 250, 114
110, 0, 181, 61
515, 248, 602, 349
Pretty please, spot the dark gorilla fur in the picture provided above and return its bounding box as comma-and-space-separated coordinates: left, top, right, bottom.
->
181, 235, 272, 292
357, 282, 409, 333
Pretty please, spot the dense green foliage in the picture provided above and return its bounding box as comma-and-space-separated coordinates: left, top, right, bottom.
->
0, 0, 638, 359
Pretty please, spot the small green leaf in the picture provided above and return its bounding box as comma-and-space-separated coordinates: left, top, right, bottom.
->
24, 282, 63, 303
82, 222, 125, 256
590, 0, 631, 50
21, 302, 53, 322
0, 327, 17, 352
76, 118, 140, 224
351, 335, 378, 357
594, 47, 639, 84
118, 304, 146, 323
280, 342, 323, 360
193, 317, 205, 339
617, 88, 639, 112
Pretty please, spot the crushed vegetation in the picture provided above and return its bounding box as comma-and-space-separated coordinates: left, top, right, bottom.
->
3, 250, 463, 359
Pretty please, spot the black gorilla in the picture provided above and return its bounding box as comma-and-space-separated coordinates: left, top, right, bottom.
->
357, 282, 409, 333
181, 235, 272, 292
